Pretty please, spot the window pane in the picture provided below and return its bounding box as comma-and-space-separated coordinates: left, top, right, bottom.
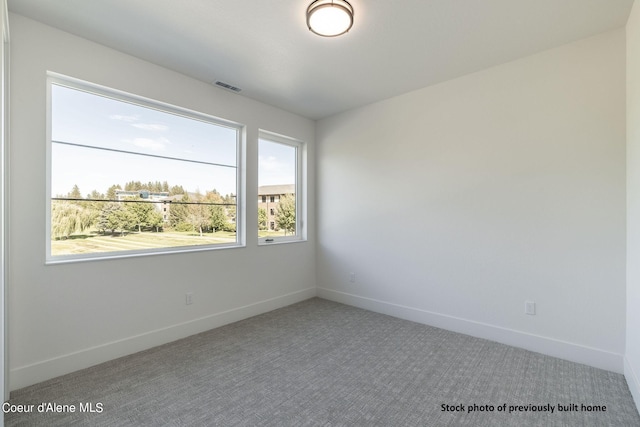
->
258, 138, 297, 239
51, 143, 237, 200
49, 78, 240, 260
51, 84, 237, 166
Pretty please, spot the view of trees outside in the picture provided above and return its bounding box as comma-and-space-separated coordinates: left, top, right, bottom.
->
49, 80, 300, 256
51, 180, 237, 256
257, 193, 296, 236
258, 137, 298, 238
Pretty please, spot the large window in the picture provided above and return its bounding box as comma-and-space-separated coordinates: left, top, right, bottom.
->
47, 74, 243, 262
258, 131, 305, 244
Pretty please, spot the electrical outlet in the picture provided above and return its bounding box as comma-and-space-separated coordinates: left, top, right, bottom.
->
186, 292, 194, 305
525, 301, 535, 315
349, 272, 356, 283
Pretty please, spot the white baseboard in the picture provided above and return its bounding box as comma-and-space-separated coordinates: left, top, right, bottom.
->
625, 356, 640, 413
10, 287, 317, 391
317, 287, 624, 374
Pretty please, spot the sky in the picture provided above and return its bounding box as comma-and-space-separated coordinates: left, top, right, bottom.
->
51, 83, 295, 199
258, 139, 296, 188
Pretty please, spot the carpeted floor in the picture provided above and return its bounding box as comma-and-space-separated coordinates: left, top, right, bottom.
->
5, 298, 640, 426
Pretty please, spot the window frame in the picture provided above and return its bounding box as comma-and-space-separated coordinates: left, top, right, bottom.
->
257, 130, 306, 245
45, 73, 245, 264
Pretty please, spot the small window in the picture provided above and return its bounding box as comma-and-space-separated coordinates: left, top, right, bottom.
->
258, 131, 305, 244
47, 74, 244, 262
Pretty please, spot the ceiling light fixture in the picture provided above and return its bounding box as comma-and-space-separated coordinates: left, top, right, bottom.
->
307, 0, 354, 37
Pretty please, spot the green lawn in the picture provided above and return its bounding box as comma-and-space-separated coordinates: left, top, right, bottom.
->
51, 230, 237, 256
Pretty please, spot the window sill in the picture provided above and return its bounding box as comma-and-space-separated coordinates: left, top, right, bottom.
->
46, 242, 245, 265
258, 237, 306, 247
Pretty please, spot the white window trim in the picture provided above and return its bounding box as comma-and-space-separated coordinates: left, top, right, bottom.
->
45, 72, 246, 264
258, 130, 306, 246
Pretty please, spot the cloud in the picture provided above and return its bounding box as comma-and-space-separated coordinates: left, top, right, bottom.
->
131, 138, 167, 152
109, 114, 139, 122
131, 123, 169, 132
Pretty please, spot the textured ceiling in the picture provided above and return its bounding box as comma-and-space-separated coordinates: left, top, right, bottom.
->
8, 0, 635, 119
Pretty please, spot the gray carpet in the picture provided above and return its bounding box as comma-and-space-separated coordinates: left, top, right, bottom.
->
5, 298, 640, 426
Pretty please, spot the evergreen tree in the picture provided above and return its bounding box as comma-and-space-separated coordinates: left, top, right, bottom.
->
68, 184, 82, 199
169, 185, 185, 195
98, 202, 136, 236
125, 198, 156, 232
106, 185, 122, 201
125, 181, 143, 191
88, 190, 105, 200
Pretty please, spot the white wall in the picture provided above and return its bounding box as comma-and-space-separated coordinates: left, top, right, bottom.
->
317, 29, 626, 372
8, 13, 316, 390
626, 0, 640, 409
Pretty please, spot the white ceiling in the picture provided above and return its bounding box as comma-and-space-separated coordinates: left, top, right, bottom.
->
8, 0, 635, 120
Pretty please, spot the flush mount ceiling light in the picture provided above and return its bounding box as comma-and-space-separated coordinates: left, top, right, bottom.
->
307, 0, 354, 37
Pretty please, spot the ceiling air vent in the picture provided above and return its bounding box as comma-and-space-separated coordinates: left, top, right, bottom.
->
214, 81, 241, 92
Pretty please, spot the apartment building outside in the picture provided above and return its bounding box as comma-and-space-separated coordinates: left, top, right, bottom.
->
258, 184, 294, 231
